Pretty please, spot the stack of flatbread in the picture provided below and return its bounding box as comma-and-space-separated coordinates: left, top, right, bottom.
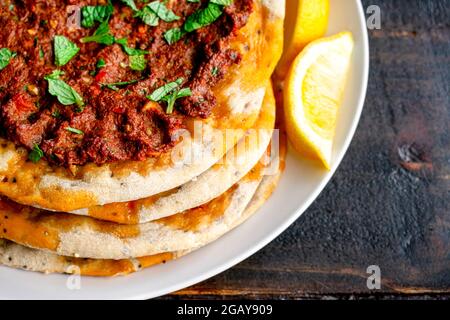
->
0, 0, 285, 276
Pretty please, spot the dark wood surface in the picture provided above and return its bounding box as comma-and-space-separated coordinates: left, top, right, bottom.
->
166, 0, 450, 299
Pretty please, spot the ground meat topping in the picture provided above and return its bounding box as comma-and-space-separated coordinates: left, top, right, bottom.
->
0, 0, 253, 167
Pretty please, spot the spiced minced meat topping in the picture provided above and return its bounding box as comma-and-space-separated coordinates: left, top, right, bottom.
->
0, 0, 253, 167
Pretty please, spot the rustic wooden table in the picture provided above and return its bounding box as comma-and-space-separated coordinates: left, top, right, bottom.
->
167, 0, 450, 299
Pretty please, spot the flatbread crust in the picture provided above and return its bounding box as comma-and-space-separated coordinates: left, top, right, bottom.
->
68, 84, 276, 224
0, 0, 285, 212
0, 155, 283, 277
0, 239, 175, 277
0, 163, 263, 259
0, 117, 285, 261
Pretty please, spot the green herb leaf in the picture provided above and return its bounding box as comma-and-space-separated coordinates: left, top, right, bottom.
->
210, 0, 233, 5
45, 69, 64, 79
29, 144, 44, 163
184, 2, 223, 33
164, 27, 185, 45
44, 70, 84, 108
148, 78, 183, 102
81, 4, 114, 28
173, 87, 192, 99
211, 66, 220, 76
96, 58, 106, 68
134, 1, 179, 26
0, 48, 16, 71
134, 6, 159, 26
65, 126, 84, 135
115, 38, 149, 55
51, 109, 61, 118
121, 0, 138, 11
147, 1, 180, 22
101, 79, 140, 91
54, 35, 80, 67
129, 55, 147, 71
80, 19, 115, 45
161, 87, 192, 114
147, 78, 191, 113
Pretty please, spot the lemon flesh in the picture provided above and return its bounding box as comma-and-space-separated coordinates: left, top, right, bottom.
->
284, 32, 354, 169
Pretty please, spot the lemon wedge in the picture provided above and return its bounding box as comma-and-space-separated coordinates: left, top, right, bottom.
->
275, 0, 330, 79
284, 32, 354, 169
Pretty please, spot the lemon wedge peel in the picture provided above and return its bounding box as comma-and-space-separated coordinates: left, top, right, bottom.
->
276, 0, 330, 79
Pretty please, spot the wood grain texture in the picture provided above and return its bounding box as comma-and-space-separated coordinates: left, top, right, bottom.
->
164, 0, 450, 299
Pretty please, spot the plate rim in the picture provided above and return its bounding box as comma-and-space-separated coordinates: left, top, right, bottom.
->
0, 0, 370, 300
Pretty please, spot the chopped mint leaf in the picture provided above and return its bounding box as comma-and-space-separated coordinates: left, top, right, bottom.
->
54, 35, 79, 66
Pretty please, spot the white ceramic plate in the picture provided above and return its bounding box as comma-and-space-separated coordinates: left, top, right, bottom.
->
0, 0, 369, 300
